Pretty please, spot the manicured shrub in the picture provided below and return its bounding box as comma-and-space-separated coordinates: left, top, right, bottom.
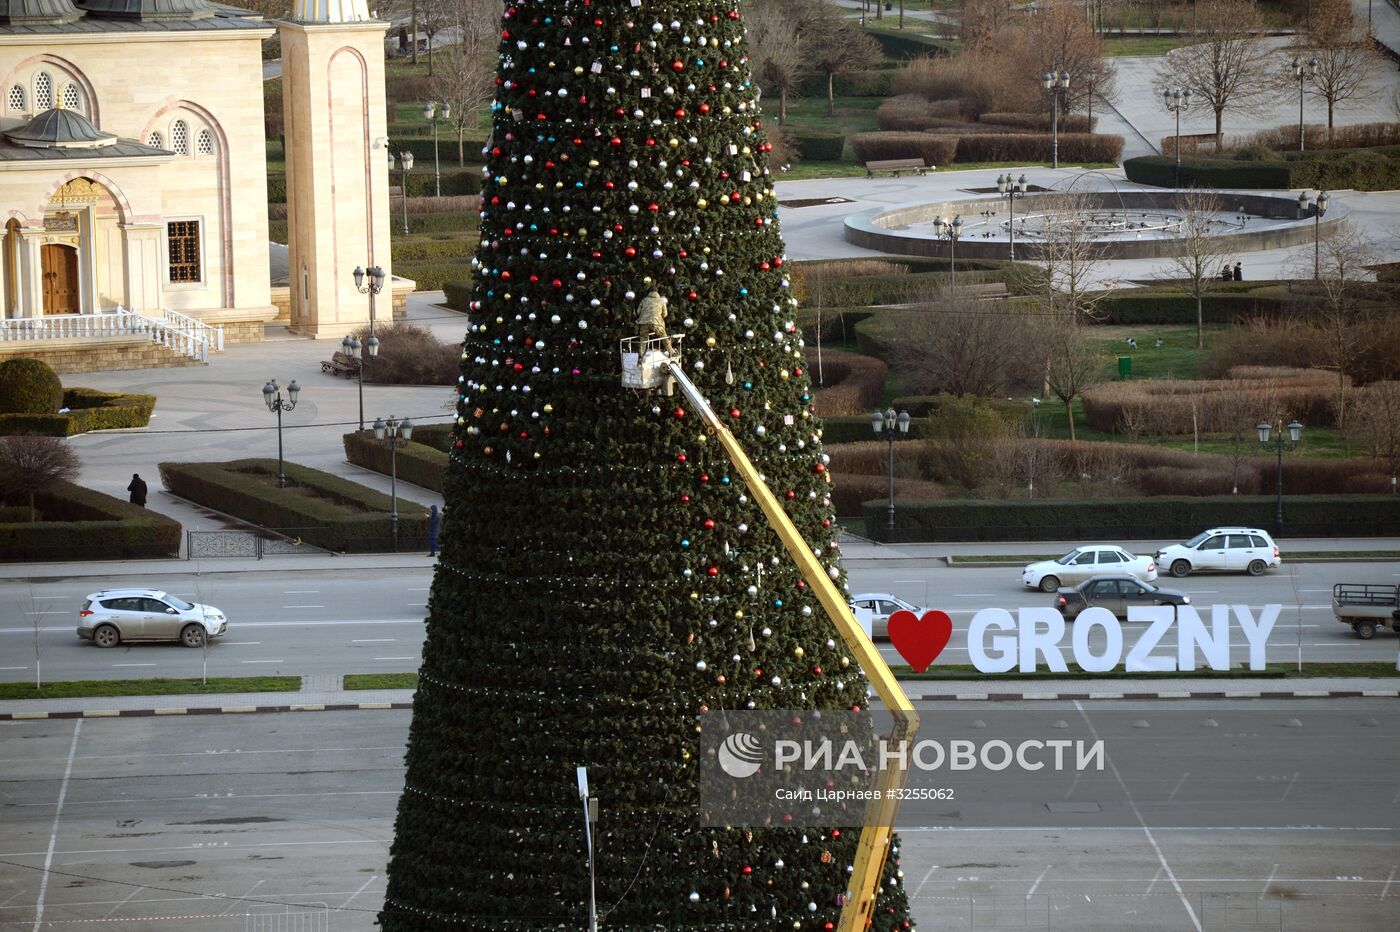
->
860, 494, 1400, 541
980, 112, 1094, 133
830, 474, 945, 518
794, 133, 845, 161
951, 133, 1123, 164
159, 459, 429, 553
394, 259, 473, 292
1080, 368, 1343, 435
344, 431, 448, 492
0, 357, 62, 415
849, 132, 958, 167
820, 417, 933, 445
62, 389, 156, 433
0, 479, 180, 561
1094, 291, 1295, 325
392, 238, 480, 261
1126, 144, 1400, 190
805, 348, 886, 417
443, 280, 473, 311
795, 307, 878, 345
343, 323, 459, 385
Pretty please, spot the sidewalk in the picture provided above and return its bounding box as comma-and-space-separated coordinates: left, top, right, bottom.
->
837, 537, 1400, 560
3, 675, 1394, 720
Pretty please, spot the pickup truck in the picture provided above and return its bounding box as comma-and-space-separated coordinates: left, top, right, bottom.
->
1332, 584, 1400, 639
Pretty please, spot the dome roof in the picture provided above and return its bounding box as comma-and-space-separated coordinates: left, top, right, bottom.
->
74, 0, 215, 21
4, 107, 116, 149
0, 0, 84, 24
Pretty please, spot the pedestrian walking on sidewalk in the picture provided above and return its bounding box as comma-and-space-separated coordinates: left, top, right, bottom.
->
127, 473, 147, 507
427, 504, 440, 557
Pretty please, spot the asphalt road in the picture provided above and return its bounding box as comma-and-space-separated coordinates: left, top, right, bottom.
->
1, 703, 1396, 931
1, 560, 1397, 683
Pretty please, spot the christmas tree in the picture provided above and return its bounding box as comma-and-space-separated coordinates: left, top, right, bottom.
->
379, 1, 916, 928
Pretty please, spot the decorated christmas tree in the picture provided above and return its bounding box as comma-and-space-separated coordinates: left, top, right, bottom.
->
379, 1, 916, 928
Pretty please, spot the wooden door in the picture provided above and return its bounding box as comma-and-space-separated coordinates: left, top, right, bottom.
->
40, 244, 79, 314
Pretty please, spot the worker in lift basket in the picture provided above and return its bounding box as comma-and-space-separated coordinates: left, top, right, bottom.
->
636, 289, 673, 355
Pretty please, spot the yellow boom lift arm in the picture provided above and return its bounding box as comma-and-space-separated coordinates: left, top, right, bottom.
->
661, 357, 920, 932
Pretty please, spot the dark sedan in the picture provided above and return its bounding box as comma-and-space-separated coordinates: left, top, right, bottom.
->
1055, 575, 1191, 620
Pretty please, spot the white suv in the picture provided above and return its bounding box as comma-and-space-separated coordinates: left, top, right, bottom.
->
78, 589, 227, 648
1155, 528, 1281, 578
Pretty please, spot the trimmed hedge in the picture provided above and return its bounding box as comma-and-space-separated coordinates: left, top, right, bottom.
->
794, 133, 846, 161
952, 133, 1123, 164
850, 132, 958, 166
1093, 291, 1295, 325
0, 388, 156, 436
344, 430, 448, 492
865, 30, 957, 59
980, 112, 1095, 133
0, 357, 62, 414
444, 280, 473, 310
0, 480, 180, 562
159, 459, 429, 553
1125, 145, 1400, 190
821, 417, 932, 444
394, 259, 473, 292
266, 168, 482, 204
801, 269, 1006, 309
862, 494, 1400, 542
796, 307, 879, 344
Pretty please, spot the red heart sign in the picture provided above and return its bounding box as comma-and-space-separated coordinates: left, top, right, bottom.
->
888, 610, 953, 673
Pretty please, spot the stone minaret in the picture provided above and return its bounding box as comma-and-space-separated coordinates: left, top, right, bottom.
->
278, 0, 391, 338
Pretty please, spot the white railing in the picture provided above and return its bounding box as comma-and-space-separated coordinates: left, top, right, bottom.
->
0, 306, 223, 363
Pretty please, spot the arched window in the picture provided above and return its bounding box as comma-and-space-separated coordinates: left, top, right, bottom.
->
34, 72, 52, 110
147, 130, 165, 149
171, 119, 188, 155
196, 128, 214, 156
7, 86, 24, 112
61, 84, 81, 111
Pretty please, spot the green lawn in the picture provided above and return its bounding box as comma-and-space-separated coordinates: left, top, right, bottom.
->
1102, 36, 1189, 57
0, 677, 300, 700
345, 673, 419, 690
779, 96, 885, 138
1091, 324, 1220, 380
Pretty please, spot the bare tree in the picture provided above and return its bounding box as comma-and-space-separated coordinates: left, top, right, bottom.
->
1155, 0, 1274, 149
1301, 0, 1380, 144
432, 0, 499, 163
1036, 312, 1109, 442
995, 0, 1115, 118
418, 0, 449, 75
1028, 191, 1115, 323
809, 21, 882, 116
1161, 189, 1233, 349
746, 0, 807, 125
960, 0, 1016, 51
0, 436, 79, 521
888, 289, 1033, 398
1291, 220, 1378, 411
1346, 380, 1400, 493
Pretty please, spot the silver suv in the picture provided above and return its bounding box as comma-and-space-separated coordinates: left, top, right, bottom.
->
78, 589, 227, 648
1155, 528, 1281, 578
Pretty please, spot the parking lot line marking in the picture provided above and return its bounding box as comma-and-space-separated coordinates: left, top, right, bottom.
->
222, 641, 261, 646
1280, 771, 1299, 802
1165, 772, 1189, 804
218, 879, 263, 917
1262, 863, 1278, 897
1075, 700, 1202, 932
1026, 864, 1051, 899
1145, 866, 1162, 895
112, 663, 157, 668
31, 596, 68, 600
406, 603, 427, 607
374, 656, 415, 661
284, 590, 320, 594
23, 611, 65, 616
912, 864, 940, 898
353, 639, 396, 643
0, 666, 26, 671
406, 588, 429, 592
283, 604, 324, 609
33, 719, 80, 932
1383, 865, 1397, 899
101, 884, 146, 919
241, 660, 284, 664
338, 874, 378, 908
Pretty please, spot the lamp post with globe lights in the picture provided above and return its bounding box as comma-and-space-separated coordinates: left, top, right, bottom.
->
348, 265, 385, 431
996, 172, 1028, 260
1042, 69, 1070, 169
262, 379, 300, 488
373, 415, 415, 551
1258, 419, 1303, 535
1162, 87, 1192, 188
1297, 190, 1329, 280
387, 147, 415, 234
422, 101, 451, 198
1292, 57, 1318, 152
871, 407, 911, 533
932, 214, 964, 288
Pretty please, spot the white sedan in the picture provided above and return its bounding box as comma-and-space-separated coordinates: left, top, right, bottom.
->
1021, 545, 1157, 593
849, 593, 923, 640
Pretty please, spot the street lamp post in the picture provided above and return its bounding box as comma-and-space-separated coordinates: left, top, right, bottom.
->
871, 407, 911, 533
387, 147, 415, 234
1297, 190, 1329, 279
422, 101, 451, 198
1292, 57, 1318, 152
1162, 87, 1192, 188
1257, 419, 1303, 536
373, 414, 415, 551
931, 214, 964, 289
261, 379, 300, 489
347, 265, 386, 431
1042, 69, 1070, 170
996, 172, 1028, 260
